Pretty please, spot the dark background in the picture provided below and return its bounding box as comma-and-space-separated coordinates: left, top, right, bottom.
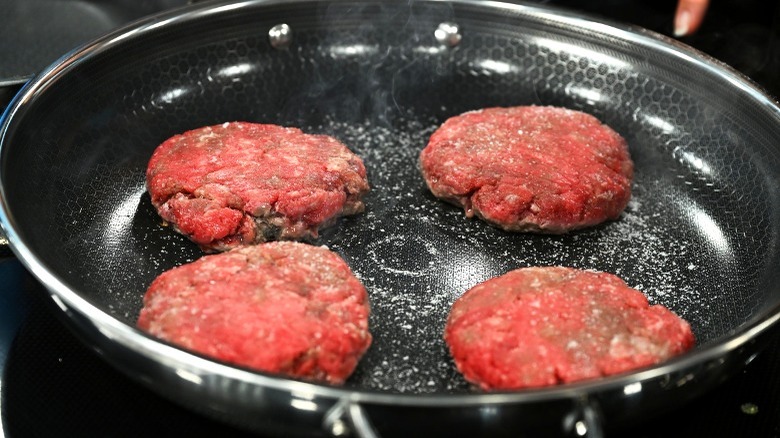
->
2, 0, 779, 437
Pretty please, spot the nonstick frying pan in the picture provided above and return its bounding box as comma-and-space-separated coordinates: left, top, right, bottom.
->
2, 0, 780, 436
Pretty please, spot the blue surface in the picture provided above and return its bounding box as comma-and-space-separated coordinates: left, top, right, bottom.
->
0, 259, 30, 368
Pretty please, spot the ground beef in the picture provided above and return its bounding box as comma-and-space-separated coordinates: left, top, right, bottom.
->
136, 242, 372, 385
146, 122, 369, 252
444, 266, 695, 390
419, 106, 633, 233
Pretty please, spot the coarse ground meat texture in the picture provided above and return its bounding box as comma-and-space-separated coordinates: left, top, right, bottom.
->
146, 122, 370, 252
419, 106, 634, 233
444, 267, 695, 390
136, 242, 372, 385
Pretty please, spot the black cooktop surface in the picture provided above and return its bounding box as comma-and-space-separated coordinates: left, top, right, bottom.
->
2, 0, 780, 437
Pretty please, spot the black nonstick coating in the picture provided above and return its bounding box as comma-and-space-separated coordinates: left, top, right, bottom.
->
2, 0, 780, 422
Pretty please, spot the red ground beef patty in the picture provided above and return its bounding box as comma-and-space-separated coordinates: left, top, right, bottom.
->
444, 267, 695, 390
136, 242, 372, 385
146, 122, 369, 252
419, 106, 633, 233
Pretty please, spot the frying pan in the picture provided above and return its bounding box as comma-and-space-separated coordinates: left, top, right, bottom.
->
2, 0, 780, 436
0, 0, 190, 85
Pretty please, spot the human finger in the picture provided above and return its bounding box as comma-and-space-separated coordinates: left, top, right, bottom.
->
674, 0, 711, 37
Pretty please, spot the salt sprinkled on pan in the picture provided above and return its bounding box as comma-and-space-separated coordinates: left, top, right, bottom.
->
310, 113, 726, 394
80, 110, 735, 395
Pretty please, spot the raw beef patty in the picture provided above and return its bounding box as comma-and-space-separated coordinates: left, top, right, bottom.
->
147, 122, 369, 252
419, 106, 633, 233
137, 242, 372, 385
444, 266, 695, 390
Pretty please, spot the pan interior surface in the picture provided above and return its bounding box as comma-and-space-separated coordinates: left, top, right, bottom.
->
3, 0, 780, 396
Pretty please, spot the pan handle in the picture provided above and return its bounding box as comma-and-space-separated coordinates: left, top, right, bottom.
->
563, 396, 605, 438
321, 396, 605, 438
0, 229, 12, 259
323, 397, 380, 438
1, 80, 25, 259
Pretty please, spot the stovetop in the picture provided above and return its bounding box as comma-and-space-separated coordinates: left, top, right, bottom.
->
2, 0, 780, 437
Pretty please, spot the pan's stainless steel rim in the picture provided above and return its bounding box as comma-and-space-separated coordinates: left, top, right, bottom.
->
1, 0, 780, 416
